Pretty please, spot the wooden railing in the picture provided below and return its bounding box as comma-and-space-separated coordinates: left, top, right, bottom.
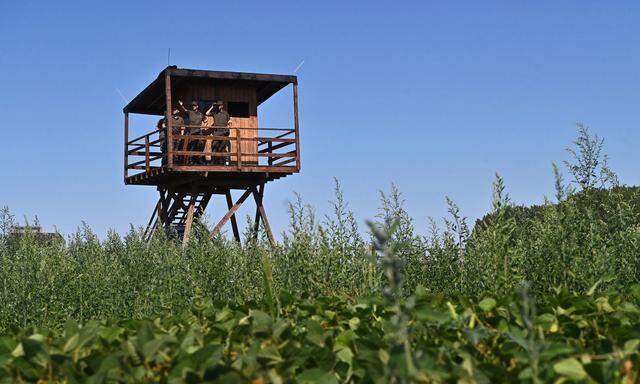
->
125, 126, 299, 177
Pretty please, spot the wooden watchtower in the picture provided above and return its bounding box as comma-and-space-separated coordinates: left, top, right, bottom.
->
123, 66, 300, 243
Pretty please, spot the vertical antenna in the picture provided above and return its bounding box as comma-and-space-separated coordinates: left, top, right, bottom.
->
167, 48, 171, 66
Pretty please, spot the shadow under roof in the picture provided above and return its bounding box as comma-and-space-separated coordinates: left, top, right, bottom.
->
124, 66, 297, 116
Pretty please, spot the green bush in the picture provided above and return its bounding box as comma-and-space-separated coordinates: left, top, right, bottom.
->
1, 124, 639, 381
1, 286, 638, 383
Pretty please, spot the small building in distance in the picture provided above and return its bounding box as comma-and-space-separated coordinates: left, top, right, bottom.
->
8, 225, 64, 245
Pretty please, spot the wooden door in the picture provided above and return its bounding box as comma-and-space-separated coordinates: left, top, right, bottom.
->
229, 114, 258, 165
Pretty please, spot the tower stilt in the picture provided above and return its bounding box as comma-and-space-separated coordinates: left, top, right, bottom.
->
144, 184, 275, 246
225, 189, 241, 242
251, 184, 275, 244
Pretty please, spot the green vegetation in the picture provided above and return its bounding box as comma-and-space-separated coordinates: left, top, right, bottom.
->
1, 124, 639, 382
1, 286, 639, 383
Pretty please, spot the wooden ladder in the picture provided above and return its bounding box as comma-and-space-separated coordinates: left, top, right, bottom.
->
144, 190, 212, 244
144, 185, 275, 246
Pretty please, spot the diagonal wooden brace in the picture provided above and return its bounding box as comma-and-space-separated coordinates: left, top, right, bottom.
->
251, 184, 275, 245
210, 188, 252, 238
181, 193, 198, 246
225, 190, 241, 242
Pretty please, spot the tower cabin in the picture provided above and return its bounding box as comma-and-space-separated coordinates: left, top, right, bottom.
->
123, 66, 300, 244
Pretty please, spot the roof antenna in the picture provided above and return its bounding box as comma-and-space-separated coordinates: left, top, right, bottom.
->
115, 88, 129, 103
293, 59, 305, 74
167, 48, 171, 66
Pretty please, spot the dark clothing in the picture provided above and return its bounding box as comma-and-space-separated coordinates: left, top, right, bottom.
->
213, 110, 230, 128
171, 115, 184, 128
211, 139, 230, 165
186, 110, 203, 127
169, 115, 185, 164
157, 119, 167, 165
210, 111, 230, 165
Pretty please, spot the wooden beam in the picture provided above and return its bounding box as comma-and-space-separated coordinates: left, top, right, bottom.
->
252, 185, 275, 245
253, 184, 263, 239
259, 141, 293, 153
165, 72, 173, 169
171, 151, 294, 159
144, 136, 151, 173
182, 194, 197, 246
172, 165, 297, 173
158, 189, 169, 225
225, 190, 241, 242
236, 126, 242, 170
124, 112, 129, 179
144, 198, 161, 240
171, 68, 296, 84
211, 188, 252, 238
169, 134, 294, 142
128, 151, 163, 157
166, 193, 186, 225
272, 158, 297, 167
293, 83, 301, 171
196, 193, 213, 217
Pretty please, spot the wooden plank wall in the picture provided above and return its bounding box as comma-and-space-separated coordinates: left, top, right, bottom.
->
173, 80, 258, 164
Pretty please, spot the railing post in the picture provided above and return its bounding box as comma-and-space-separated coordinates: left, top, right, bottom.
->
144, 136, 150, 173
236, 126, 242, 170
124, 112, 129, 179
268, 140, 273, 166
293, 82, 300, 171
165, 69, 173, 169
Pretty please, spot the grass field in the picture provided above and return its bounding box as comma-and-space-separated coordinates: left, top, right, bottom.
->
1, 126, 639, 382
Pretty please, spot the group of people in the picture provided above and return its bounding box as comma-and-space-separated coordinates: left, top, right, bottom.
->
157, 100, 231, 165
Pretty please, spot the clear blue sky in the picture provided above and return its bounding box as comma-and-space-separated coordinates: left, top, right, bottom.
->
1, 1, 638, 237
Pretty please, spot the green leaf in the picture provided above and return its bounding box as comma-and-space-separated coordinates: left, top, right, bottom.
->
378, 349, 390, 365
540, 344, 575, 359
21, 338, 49, 367
335, 347, 353, 366
553, 358, 588, 380
257, 344, 283, 363
63, 333, 80, 353
251, 310, 273, 334
297, 368, 339, 384
141, 339, 164, 360
478, 298, 497, 312
415, 305, 450, 324
305, 320, 326, 347
624, 339, 640, 354
586, 279, 602, 296
518, 367, 533, 380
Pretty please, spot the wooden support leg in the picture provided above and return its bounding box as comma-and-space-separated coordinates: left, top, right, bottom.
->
252, 184, 275, 245
225, 190, 241, 242
165, 192, 185, 226
181, 193, 197, 246
253, 184, 264, 239
145, 188, 168, 241
196, 193, 213, 218
159, 189, 169, 224
211, 188, 252, 239
144, 198, 161, 240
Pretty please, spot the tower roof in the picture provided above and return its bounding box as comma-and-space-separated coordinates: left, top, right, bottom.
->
124, 66, 297, 115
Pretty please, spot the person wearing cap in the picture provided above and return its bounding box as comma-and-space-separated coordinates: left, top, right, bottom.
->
211, 101, 231, 165
156, 109, 185, 165
178, 100, 203, 127
177, 100, 204, 164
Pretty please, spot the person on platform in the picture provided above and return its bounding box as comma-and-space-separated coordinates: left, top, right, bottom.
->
156, 109, 184, 165
211, 101, 231, 165
177, 100, 204, 164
